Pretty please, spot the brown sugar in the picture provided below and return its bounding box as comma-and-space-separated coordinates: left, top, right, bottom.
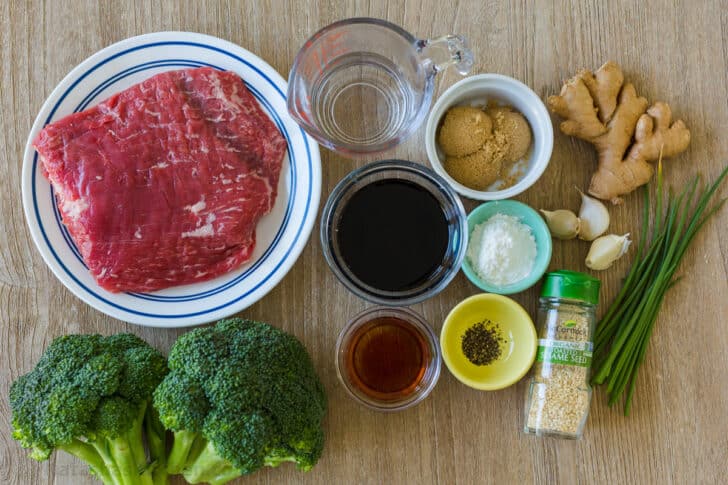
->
437, 106, 492, 157
444, 131, 509, 190
437, 103, 533, 191
487, 107, 532, 163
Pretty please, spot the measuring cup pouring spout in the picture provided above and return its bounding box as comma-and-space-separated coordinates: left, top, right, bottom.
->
287, 18, 473, 156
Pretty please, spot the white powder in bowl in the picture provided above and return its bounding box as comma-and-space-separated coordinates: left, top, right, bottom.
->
467, 213, 537, 286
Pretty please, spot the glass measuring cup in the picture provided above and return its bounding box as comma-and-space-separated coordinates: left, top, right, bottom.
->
287, 18, 473, 156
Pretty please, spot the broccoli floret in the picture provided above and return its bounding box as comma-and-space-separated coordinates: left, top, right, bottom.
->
9, 333, 169, 485
153, 318, 327, 484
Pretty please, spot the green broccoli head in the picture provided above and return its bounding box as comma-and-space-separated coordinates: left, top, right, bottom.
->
9, 333, 168, 484
153, 372, 209, 432
91, 397, 140, 439
154, 318, 327, 484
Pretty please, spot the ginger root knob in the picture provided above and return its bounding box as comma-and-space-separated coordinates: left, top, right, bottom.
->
548, 61, 690, 204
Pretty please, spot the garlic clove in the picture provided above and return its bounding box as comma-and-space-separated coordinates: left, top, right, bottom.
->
577, 188, 610, 241
585, 233, 632, 270
540, 209, 581, 240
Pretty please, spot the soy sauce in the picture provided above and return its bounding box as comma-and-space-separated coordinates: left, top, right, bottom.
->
337, 179, 449, 292
346, 316, 429, 400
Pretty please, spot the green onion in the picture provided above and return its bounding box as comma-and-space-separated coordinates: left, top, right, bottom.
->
592, 162, 728, 415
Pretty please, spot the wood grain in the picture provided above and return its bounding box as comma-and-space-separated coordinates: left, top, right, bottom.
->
1, 1, 727, 484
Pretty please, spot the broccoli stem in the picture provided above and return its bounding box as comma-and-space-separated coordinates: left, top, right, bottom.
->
60, 439, 113, 485
166, 430, 198, 474
127, 403, 148, 473
90, 440, 125, 485
139, 470, 155, 485
187, 434, 208, 464
66, 436, 153, 485
182, 441, 241, 485
139, 469, 155, 485
151, 465, 167, 485
145, 406, 167, 485
207, 466, 245, 485
108, 436, 145, 485
88, 401, 155, 485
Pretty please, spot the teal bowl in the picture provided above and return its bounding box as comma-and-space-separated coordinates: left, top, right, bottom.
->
462, 200, 552, 295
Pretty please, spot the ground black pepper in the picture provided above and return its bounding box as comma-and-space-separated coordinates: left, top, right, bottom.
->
461, 320, 506, 366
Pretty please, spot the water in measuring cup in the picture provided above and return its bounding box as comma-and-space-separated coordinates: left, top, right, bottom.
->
310, 53, 416, 149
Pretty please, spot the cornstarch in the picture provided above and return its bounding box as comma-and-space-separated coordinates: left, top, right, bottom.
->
467, 213, 536, 285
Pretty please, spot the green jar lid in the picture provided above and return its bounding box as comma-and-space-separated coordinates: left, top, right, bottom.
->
541, 270, 600, 305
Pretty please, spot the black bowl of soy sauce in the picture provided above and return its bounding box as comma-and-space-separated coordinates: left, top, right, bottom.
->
321, 160, 468, 305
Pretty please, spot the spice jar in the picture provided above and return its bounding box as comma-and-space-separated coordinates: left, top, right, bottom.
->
523, 270, 600, 439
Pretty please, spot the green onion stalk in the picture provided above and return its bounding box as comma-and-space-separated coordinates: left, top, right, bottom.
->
591, 162, 728, 415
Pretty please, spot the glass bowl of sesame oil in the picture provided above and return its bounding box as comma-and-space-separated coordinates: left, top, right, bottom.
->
336, 306, 441, 411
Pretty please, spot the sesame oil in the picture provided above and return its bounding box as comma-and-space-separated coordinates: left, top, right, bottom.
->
345, 316, 430, 400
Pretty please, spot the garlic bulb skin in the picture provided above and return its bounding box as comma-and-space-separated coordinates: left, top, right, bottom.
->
540, 209, 581, 240
577, 188, 610, 241
586, 233, 632, 270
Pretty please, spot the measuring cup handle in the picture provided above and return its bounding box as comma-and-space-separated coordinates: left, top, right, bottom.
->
417, 35, 474, 75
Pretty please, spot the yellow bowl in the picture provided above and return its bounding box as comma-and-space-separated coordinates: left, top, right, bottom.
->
440, 294, 537, 390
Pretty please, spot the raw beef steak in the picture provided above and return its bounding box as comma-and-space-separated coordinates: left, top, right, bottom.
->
34, 67, 286, 293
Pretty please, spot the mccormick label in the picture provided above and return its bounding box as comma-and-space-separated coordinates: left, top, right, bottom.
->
536, 339, 593, 367
556, 318, 589, 340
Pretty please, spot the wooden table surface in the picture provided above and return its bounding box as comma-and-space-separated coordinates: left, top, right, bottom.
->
2, 1, 727, 484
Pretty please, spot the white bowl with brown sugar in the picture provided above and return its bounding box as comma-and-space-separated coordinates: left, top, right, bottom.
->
425, 74, 553, 200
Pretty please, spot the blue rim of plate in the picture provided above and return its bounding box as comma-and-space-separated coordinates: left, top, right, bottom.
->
28, 39, 317, 320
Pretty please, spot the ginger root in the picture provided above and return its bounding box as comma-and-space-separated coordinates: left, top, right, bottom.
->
548, 61, 690, 204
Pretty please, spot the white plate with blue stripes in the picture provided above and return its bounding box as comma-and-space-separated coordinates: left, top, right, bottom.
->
21, 32, 321, 327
